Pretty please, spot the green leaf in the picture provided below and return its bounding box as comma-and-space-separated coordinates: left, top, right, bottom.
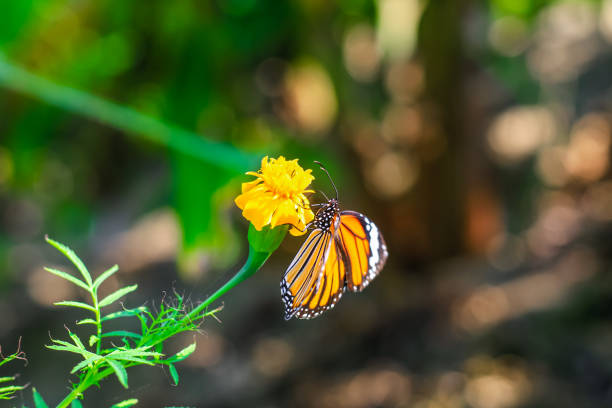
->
155, 343, 163, 354
108, 355, 155, 366
44, 267, 89, 290
32, 388, 49, 408
0, 57, 256, 173
46, 340, 99, 360
167, 343, 196, 363
70, 355, 103, 374
174, 158, 240, 278
110, 398, 138, 408
0, 384, 22, 391
71, 399, 83, 408
105, 358, 128, 388
101, 307, 147, 322
0, 384, 27, 399
107, 347, 162, 360
45, 236, 93, 286
100, 331, 142, 340
68, 330, 86, 350
168, 363, 179, 386
93, 265, 119, 290
89, 335, 99, 347
76, 318, 97, 326
98, 285, 138, 307
0, 375, 16, 384
53, 301, 96, 312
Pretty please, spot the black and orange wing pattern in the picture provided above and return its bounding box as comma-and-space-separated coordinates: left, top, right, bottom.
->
281, 227, 334, 319
281, 201, 388, 320
337, 211, 388, 292
298, 231, 348, 318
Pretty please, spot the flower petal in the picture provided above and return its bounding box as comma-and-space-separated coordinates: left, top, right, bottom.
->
242, 194, 279, 230
234, 155, 315, 234
270, 200, 298, 229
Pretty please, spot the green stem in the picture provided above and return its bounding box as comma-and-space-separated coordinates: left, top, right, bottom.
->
56, 371, 93, 408
91, 291, 102, 355
55, 230, 277, 406
57, 249, 269, 406
183, 249, 269, 323
0, 54, 259, 173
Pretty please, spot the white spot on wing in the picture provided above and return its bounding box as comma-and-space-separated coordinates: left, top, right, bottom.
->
367, 219, 381, 272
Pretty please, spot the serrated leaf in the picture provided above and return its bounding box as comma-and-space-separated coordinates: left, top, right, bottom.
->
71, 399, 83, 408
93, 265, 119, 290
44, 267, 89, 291
70, 354, 103, 374
46, 344, 71, 353
32, 388, 49, 408
167, 343, 196, 363
47, 338, 72, 348
53, 301, 96, 312
105, 358, 128, 388
108, 348, 161, 359
47, 342, 99, 360
110, 398, 138, 408
89, 335, 99, 347
99, 285, 138, 308
77, 318, 97, 326
101, 331, 142, 340
68, 330, 86, 350
45, 237, 92, 286
168, 363, 179, 385
101, 307, 147, 322
108, 355, 155, 366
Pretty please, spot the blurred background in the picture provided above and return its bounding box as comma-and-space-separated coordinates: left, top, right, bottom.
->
1, 0, 612, 407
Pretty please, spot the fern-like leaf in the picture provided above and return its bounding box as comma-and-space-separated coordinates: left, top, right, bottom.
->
99, 285, 138, 308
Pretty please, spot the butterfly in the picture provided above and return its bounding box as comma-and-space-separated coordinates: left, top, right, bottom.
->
281, 163, 388, 320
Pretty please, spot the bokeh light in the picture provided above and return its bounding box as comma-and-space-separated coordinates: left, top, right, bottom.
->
283, 61, 337, 135
487, 105, 556, 164
1, 1, 612, 406
343, 24, 381, 83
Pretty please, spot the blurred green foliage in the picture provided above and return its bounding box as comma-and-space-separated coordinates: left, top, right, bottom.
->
0, 0, 379, 278
2, 0, 612, 407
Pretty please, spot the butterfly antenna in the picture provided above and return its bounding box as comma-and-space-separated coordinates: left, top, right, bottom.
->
314, 161, 339, 200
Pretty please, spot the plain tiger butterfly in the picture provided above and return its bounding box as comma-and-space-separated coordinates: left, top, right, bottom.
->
281, 162, 388, 320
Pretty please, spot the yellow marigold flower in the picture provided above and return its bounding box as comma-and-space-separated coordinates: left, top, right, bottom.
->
235, 156, 315, 236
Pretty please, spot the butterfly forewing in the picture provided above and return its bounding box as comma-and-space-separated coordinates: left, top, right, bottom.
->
298, 235, 347, 318
281, 228, 333, 320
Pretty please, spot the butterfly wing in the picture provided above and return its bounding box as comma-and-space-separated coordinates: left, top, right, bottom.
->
281, 207, 352, 320
297, 233, 348, 318
281, 207, 388, 320
281, 228, 333, 320
337, 211, 388, 292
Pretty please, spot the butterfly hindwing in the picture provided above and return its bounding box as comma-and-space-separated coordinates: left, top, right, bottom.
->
338, 211, 388, 292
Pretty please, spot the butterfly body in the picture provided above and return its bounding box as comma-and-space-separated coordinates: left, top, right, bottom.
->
281, 199, 388, 320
